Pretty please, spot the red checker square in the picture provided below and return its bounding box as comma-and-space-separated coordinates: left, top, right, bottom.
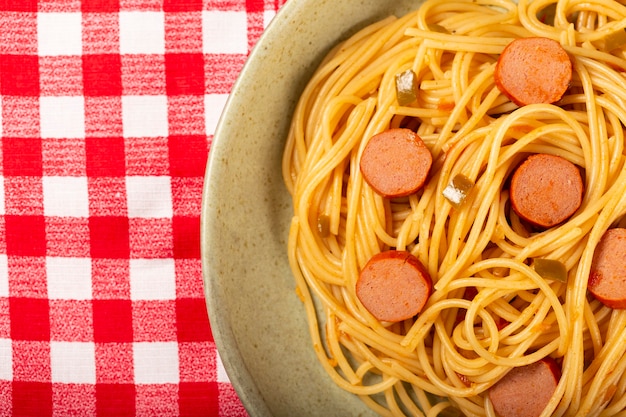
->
168, 134, 208, 177
95, 383, 135, 417
4, 176, 44, 216
5, 215, 46, 257
89, 216, 129, 259
247, 10, 265, 52
46, 217, 90, 257
132, 300, 176, 342
165, 12, 203, 53
172, 177, 204, 217
81, 0, 119, 12
12, 341, 51, 381
175, 259, 205, 298
176, 298, 213, 342
0, 218, 6, 254
86, 137, 125, 177
49, 300, 93, 342
1, 97, 40, 137
38, 0, 81, 12
219, 383, 248, 416
0, 54, 39, 96
119, 0, 159, 11
0, 380, 9, 416
121, 54, 165, 95
95, 343, 134, 383
178, 342, 216, 382
245, 0, 264, 12
203, 1, 246, 11
220, 382, 249, 416
88, 178, 128, 216
93, 300, 133, 343
2, 137, 43, 176
179, 382, 219, 417
0, 298, 9, 338
93, 299, 133, 343
85, 97, 123, 137
129, 218, 173, 259
12, 381, 53, 417
52, 384, 96, 416
9, 297, 50, 341
83, 54, 122, 97
91, 259, 130, 299
7, 256, 47, 298
205, 53, 246, 94
173, 216, 201, 259
136, 384, 178, 416
42, 138, 86, 176
164, 0, 202, 11
39, 56, 83, 96
82, 13, 119, 54
167, 95, 205, 135
0, 0, 36, 12
124, 136, 169, 176
165, 53, 204, 96
0, 12, 37, 54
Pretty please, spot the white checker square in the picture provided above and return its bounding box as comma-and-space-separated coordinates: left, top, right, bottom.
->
203, 11, 247, 54
0, 255, 7, 298
122, 96, 168, 138
0, 339, 11, 380
40, 96, 85, 139
129, 258, 176, 301
216, 351, 230, 383
43, 176, 89, 217
119, 12, 165, 54
205, 94, 228, 136
46, 257, 92, 300
133, 342, 179, 384
126, 176, 173, 218
263, 10, 277, 29
38, 13, 82, 56
51, 341, 96, 383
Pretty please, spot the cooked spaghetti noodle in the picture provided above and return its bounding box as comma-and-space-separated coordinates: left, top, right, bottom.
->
282, 0, 626, 415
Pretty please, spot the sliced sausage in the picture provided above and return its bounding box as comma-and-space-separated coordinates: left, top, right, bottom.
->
360, 128, 433, 198
589, 228, 626, 309
509, 153, 583, 229
495, 37, 572, 106
489, 357, 561, 417
356, 250, 432, 322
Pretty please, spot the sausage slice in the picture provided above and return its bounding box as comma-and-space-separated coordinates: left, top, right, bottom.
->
589, 228, 626, 309
360, 128, 433, 198
509, 153, 583, 229
489, 357, 561, 417
495, 37, 572, 106
356, 250, 432, 322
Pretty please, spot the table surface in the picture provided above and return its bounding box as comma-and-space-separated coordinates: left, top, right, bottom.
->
0, 0, 285, 415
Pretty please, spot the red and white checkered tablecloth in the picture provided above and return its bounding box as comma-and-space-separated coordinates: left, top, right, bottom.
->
0, 0, 285, 415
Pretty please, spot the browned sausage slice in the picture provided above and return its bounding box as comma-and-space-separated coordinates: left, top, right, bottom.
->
509, 153, 583, 228
360, 128, 433, 198
495, 37, 572, 106
589, 228, 626, 309
356, 250, 432, 322
489, 357, 561, 417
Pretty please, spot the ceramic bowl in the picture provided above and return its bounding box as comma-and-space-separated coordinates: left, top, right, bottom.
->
201, 1, 425, 415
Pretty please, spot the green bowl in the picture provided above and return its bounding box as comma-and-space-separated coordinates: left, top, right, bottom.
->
201, 1, 425, 415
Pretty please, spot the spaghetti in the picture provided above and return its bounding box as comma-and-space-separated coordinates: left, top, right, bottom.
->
282, 0, 626, 415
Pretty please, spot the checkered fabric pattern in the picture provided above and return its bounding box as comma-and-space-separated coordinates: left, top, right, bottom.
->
0, 0, 285, 415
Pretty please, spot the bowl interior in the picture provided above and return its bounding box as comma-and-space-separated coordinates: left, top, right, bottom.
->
201, 1, 425, 415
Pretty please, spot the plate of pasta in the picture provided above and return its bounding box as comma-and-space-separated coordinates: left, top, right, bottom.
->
202, 0, 626, 416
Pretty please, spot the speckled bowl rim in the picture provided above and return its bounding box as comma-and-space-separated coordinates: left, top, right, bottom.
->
201, 1, 425, 415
